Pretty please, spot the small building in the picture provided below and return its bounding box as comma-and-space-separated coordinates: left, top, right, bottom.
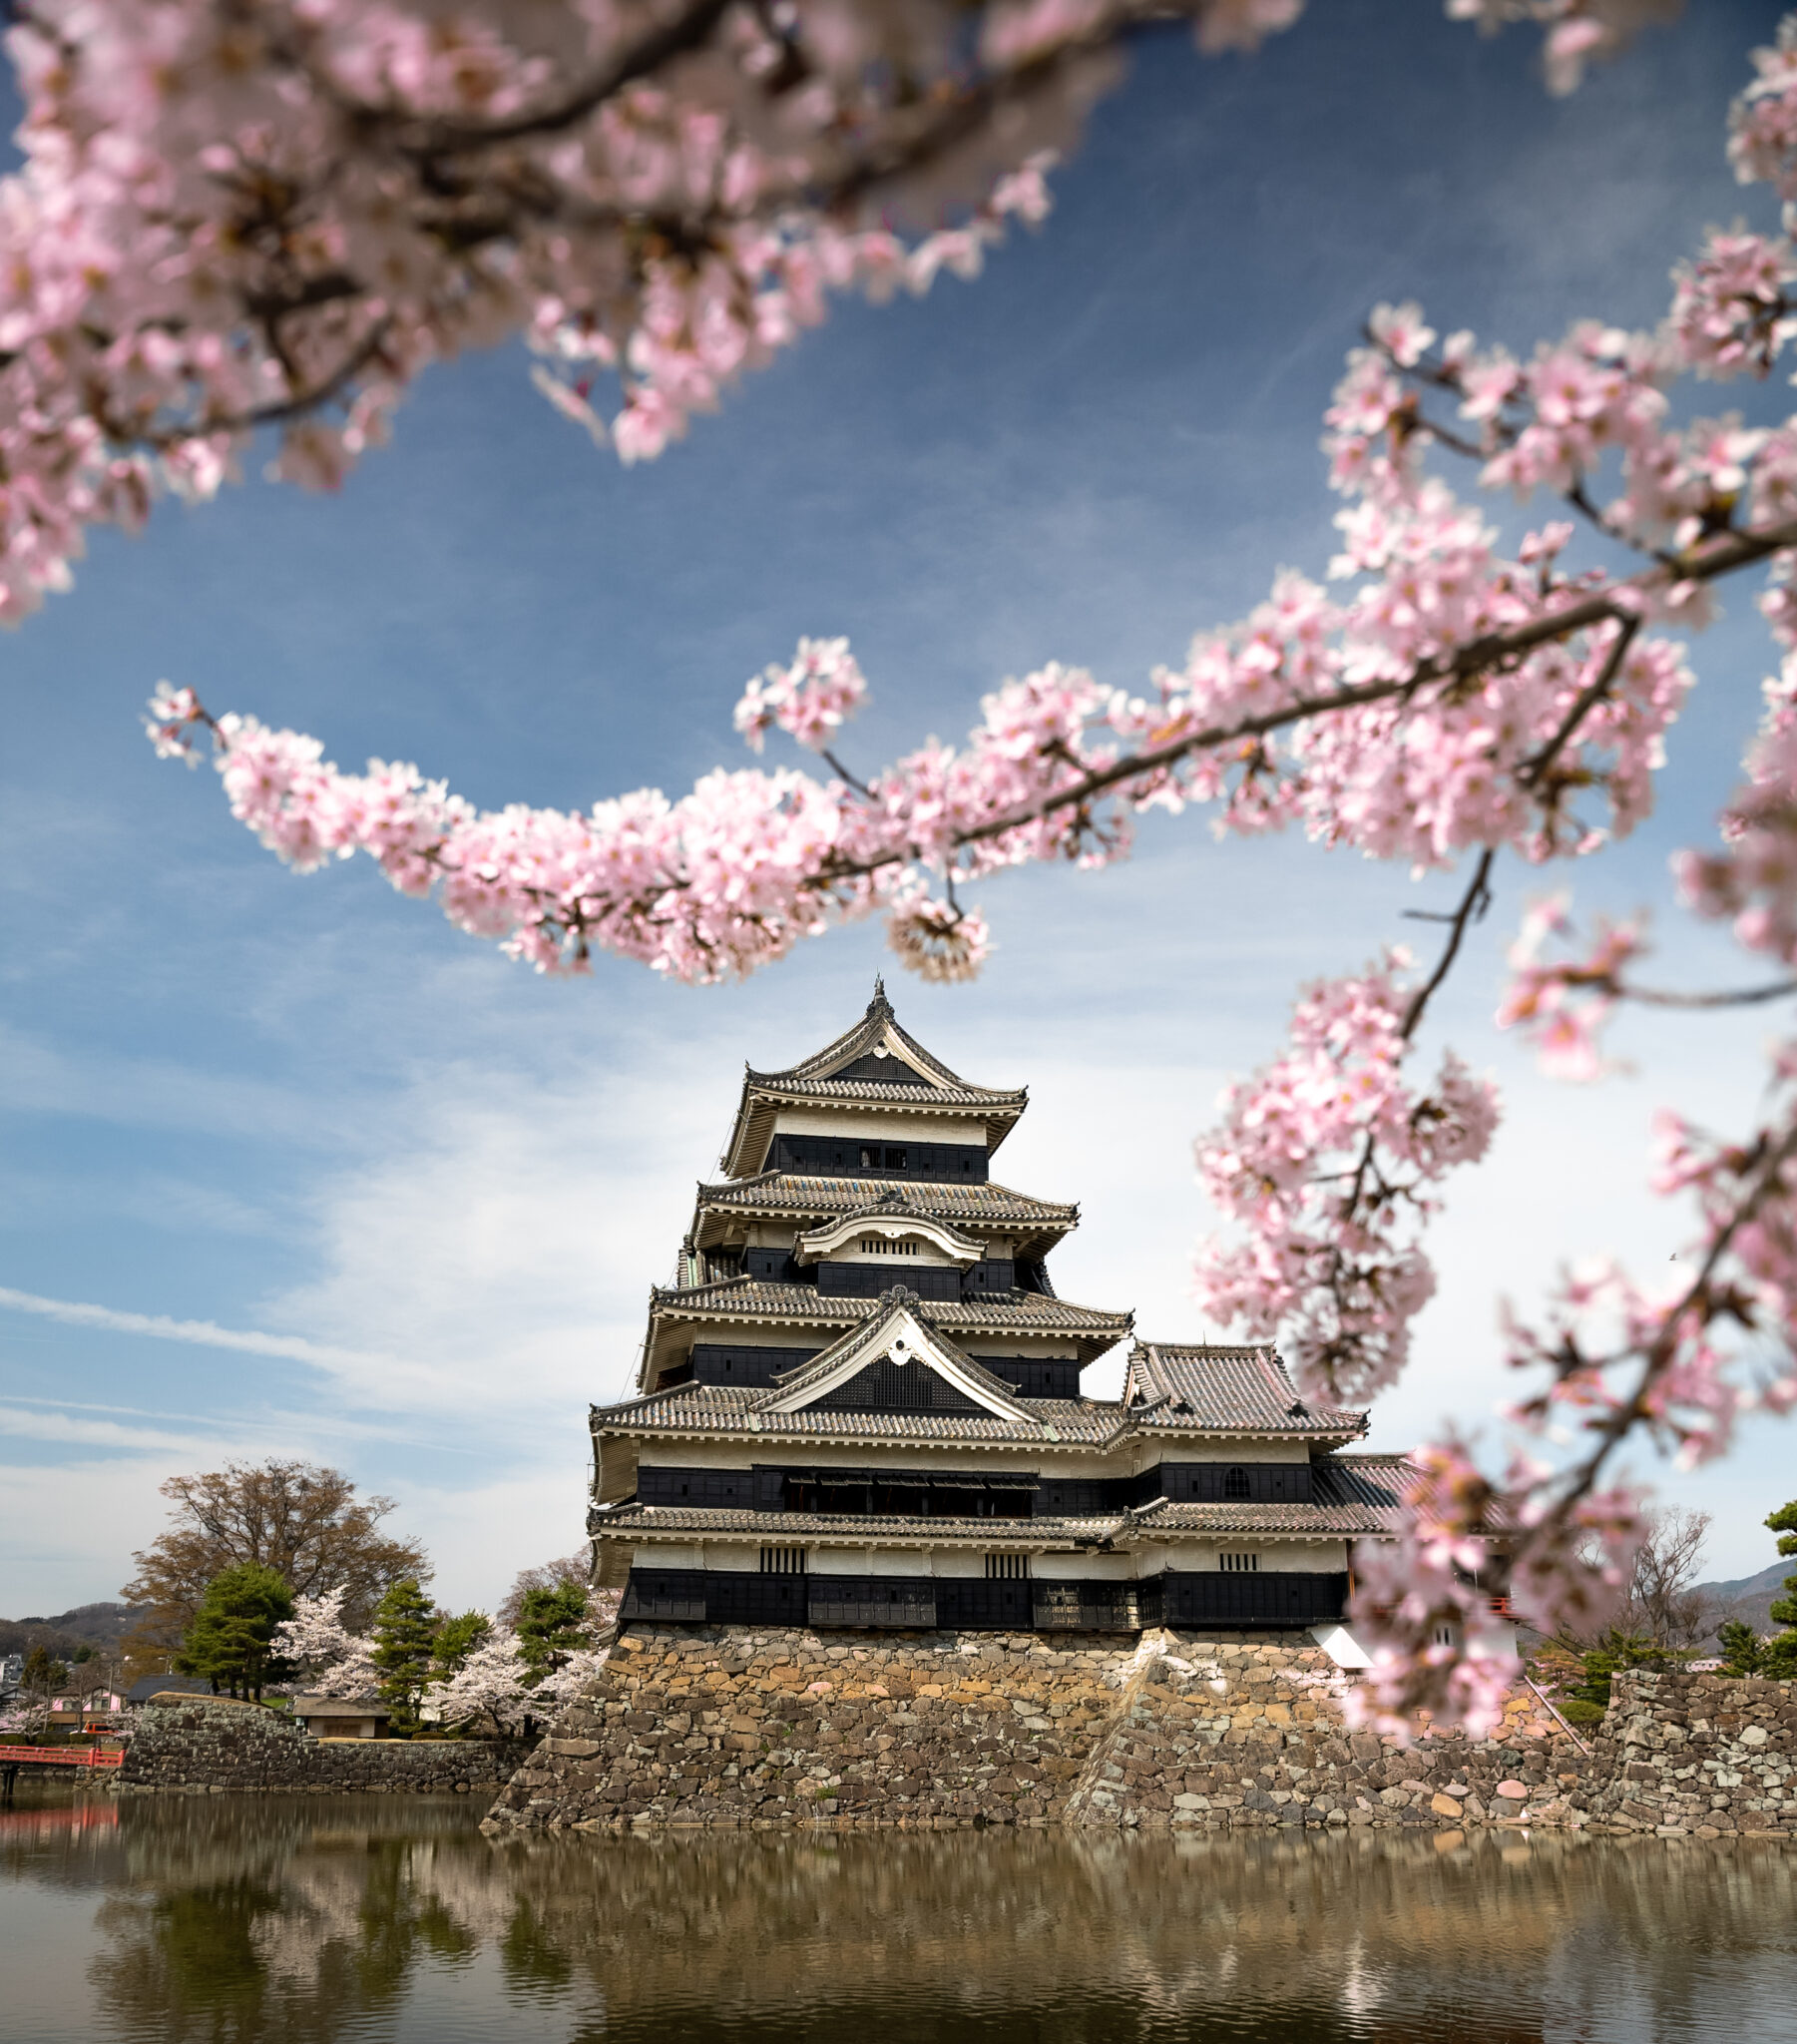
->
124, 1674, 216, 1707
292, 1695, 389, 1740
588, 986, 1477, 1645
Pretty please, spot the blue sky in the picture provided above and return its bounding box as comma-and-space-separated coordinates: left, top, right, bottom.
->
3, 1, 1794, 1615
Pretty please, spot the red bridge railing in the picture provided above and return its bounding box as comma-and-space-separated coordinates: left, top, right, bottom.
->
0, 1744, 125, 1769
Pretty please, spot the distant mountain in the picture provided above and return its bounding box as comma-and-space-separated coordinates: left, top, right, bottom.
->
0, 1602, 143, 1661
1692, 1560, 1790, 1640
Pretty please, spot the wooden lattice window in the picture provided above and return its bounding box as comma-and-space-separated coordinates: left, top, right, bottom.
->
1224, 1466, 1250, 1498
985, 1553, 1030, 1579
1219, 1551, 1259, 1573
760, 1546, 807, 1575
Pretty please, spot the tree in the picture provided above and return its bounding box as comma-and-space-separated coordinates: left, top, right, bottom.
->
370, 1580, 440, 1733
516, 1585, 590, 1687
1620, 1507, 1713, 1650
431, 1612, 494, 1680
497, 1552, 592, 1632
18, 1645, 71, 1734
1717, 1619, 1765, 1676
1762, 1498, 1797, 1677
270, 1587, 381, 1699
10, 1, 1786, 1732
175, 1564, 295, 1702
122, 1459, 430, 1663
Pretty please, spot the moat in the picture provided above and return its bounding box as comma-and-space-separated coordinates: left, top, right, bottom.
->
2, 1790, 1793, 2043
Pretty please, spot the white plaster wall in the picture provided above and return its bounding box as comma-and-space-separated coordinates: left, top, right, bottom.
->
1033, 1551, 1133, 1581
771, 1109, 990, 1145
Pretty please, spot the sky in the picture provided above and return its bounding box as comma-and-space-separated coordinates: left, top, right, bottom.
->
3, 1, 1794, 1618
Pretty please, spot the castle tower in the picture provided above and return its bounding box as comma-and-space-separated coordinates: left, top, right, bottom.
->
589, 985, 1410, 1636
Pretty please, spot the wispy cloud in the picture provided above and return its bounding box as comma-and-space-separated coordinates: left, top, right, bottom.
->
0, 1283, 413, 1377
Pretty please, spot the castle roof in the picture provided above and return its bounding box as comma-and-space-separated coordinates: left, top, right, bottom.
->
597, 1378, 1111, 1444
689, 1172, 1078, 1259
720, 982, 1028, 1177
591, 1456, 1414, 1545
641, 1275, 1132, 1386
760, 1293, 1036, 1421
1123, 1342, 1365, 1440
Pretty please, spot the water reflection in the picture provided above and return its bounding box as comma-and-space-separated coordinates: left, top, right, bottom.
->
2, 1793, 1794, 2044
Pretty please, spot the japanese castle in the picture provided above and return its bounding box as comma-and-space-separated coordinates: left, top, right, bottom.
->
590, 985, 1412, 1637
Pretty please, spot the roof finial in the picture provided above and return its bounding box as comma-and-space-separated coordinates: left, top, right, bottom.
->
868, 973, 892, 1017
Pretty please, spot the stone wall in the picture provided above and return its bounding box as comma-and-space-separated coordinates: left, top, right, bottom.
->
483, 1624, 1137, 1831
1581, 1670, 1797, 1836
118, 1695, 533, 1793
484, 1624, 1797, 1838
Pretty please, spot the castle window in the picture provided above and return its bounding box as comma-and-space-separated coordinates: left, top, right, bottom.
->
1219, 1552, 1259, 1573
886, 1147, 908, 1169
1224, 1466, 1250, 1499
985, 1554, 1030, 1579
862, 1237, 918, 1256
760, 1547, 807, 1575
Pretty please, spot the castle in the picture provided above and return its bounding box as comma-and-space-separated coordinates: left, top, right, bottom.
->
588, 985, 1414, 1643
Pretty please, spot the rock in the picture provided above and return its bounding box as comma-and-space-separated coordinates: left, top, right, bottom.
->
1430, 1792, 1465, 1819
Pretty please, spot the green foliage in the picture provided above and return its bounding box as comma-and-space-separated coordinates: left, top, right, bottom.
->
176, 1564, 295, 1700
1559, 1698, 1607, 1727
1767, 1498, 1797, 1629
1764, 1629, 1797, 1679
1717, 1619, 1765, 1677
516, 1583, 587, 1687
1571, 1629, 1673, 1713
72, 1644, 93, 1664
431, 1611, 491, 1680
21, 1644, 69, 1695
371, 1579, 439, 1732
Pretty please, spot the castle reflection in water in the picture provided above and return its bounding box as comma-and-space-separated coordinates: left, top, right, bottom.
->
3, 1793, 1795, 2043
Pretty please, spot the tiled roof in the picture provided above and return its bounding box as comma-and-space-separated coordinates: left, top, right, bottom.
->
757, 983, 1025, 1105
764, 1298, 1032, 1419
596, 1381, 1123, 1443
652, 1277, 1131, 1338
593, 1503, 1120, 1542
1133, 1497, 1398, 1537
696, 1173, 1077, 1225
747, 1075, 1023, 1108
1318, 1451, 1520, 1534
593, 1494, 1381, 1542
721, 986, 1027, 1175
1124, 1342, 1366, 1438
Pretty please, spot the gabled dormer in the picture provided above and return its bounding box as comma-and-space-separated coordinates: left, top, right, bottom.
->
758, 1291, 1038, 1423
719, 981, 1028, 1180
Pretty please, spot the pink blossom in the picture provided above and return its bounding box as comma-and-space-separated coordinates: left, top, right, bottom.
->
735, 639, 869, 756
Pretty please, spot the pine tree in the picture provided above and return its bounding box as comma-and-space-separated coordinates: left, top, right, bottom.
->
516, 1584, 588, 1688
1717, 1619, 1764, 1677
1762, 1501, 1797, 1680
431, 1611, 492, 1681
370, 1579, 439, 1733
176, 1564, 295, 1701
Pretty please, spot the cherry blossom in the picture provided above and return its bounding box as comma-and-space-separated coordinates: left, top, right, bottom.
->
270, 1588, 381, 1698
1192, 953, 1501, 1407
105, 6, 1797, 1731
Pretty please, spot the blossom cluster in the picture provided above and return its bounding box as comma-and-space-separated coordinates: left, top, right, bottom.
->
0, 0, 1331, 625
137, 11, 1797, 1733
270, 1587, 612, 1731
1193, 955, 1501, 1406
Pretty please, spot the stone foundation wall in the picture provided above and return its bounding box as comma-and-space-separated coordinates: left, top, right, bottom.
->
118, 1696, 533, 1793
485, 1625, 1797, 1838
483, 1624, 1139, 1832
1581, 1670, 1797, 1836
